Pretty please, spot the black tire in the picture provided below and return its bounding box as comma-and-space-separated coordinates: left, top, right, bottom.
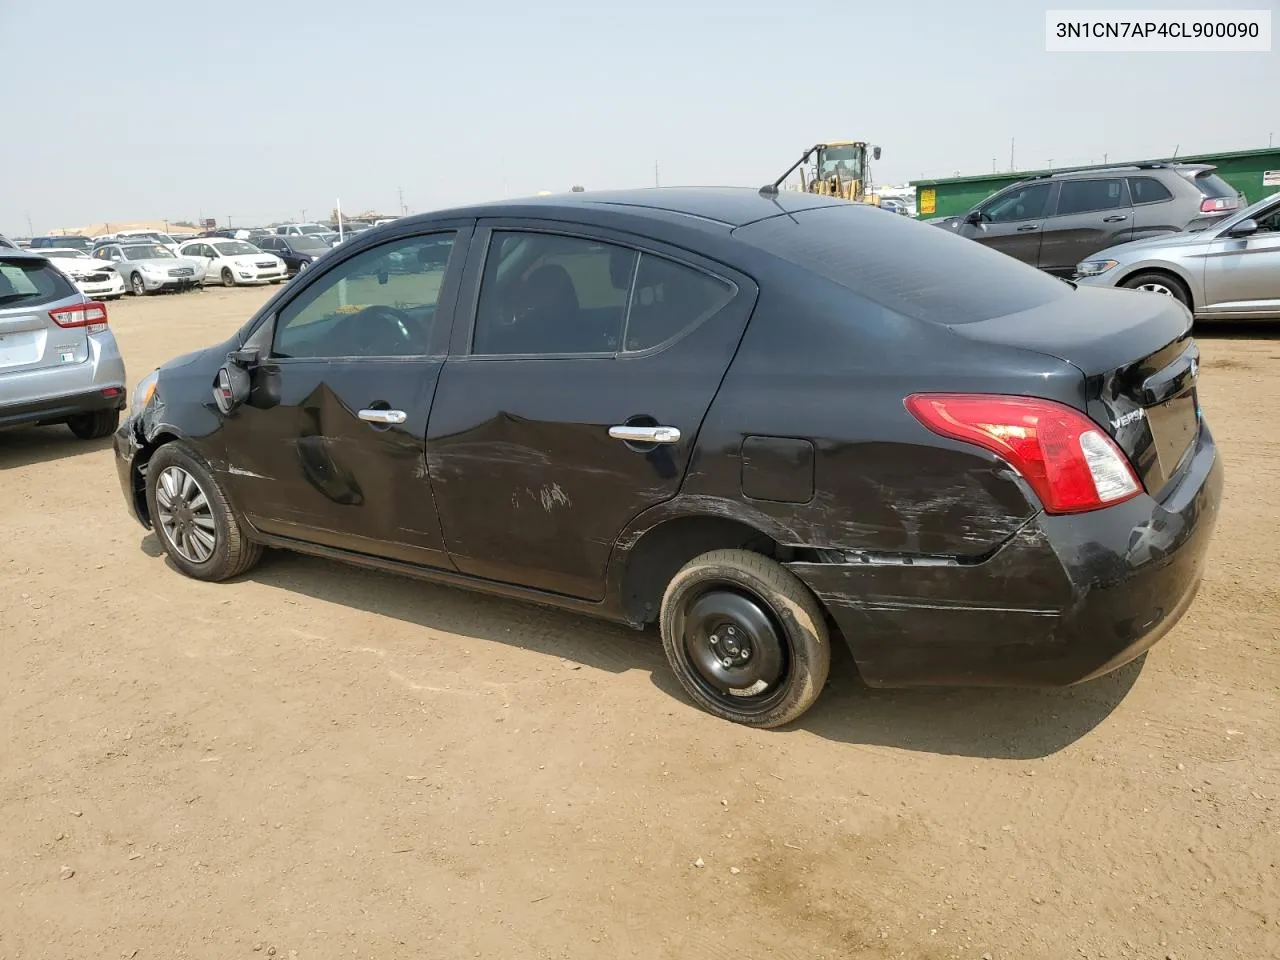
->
129, 272, 146, 296
144, 442, 262, 582
660, 549, 831, 728
221, 267, 236, 288
1119, 271, 1192, 309
66, 408, 119, 440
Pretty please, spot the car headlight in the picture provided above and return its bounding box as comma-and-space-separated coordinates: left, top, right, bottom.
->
141, 264, 163, 276
1076, 259, 1119, 277
131, 369, 160, 417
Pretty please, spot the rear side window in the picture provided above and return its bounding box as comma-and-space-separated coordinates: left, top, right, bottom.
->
734, 204, 1071, 325
0, 257, 78, 308
1128, 176, 1174, 204
624, 254, 734, 352
1055, 178, 1129, 215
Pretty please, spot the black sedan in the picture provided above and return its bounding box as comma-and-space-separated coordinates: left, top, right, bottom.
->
111, 187, 1223, 728
256, 234, 331, 275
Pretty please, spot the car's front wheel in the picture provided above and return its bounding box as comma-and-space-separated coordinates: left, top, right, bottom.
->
660, 549, 831, 728
1120, 271, 1192, 309
221, 267, 236, 287
129, 272, 146, 296
145, 443, 262, 582
66, 409, 119, 440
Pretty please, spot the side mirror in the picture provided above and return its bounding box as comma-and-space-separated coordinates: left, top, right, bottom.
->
873, 146, 882, 160
1226, 218, 1258, 238
964, 209, 983, 225
213, 364, 250, 415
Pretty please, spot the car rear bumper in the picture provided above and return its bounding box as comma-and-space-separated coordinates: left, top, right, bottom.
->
787, 421, 1224, 687
0, 332, 127, 428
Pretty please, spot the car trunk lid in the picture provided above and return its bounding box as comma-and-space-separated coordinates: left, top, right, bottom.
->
945, 285, 1201, 499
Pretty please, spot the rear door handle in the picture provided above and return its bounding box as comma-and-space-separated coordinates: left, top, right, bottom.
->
1102, 215, 1129, 222
609, 425, 681, 444
1016, 224, 1040, 232
358, 408, 407, 425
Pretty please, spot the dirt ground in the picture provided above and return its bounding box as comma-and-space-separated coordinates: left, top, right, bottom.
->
2, 286, 1277, 960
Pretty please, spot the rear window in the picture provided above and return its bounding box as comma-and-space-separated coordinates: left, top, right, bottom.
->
0, 257, 78, 308
734, 204, 1071, 325
1189, 171, 1237, 199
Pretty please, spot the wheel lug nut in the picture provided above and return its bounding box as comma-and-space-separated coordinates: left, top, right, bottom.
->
727, 626, 736, 636
710, 635, 719, 645
721, 658, 733, 668
740, 648, 750, 661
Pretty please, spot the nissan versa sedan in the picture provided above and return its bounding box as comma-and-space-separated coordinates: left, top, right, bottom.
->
112, 187, 1223, 728
1074, 189, 1280, 320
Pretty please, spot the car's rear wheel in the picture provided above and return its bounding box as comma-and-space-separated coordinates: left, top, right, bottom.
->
660, 549, 831, 728
66, 409, 119, 440
129, 272, 146, 296
145, 443, 262, 582
1120, 271, 1192, 309
221, 267, 236, 287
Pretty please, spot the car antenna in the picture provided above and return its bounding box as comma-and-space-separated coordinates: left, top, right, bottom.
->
760, 144, 821, 196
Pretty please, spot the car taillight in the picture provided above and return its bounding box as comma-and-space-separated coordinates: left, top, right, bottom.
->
1200, 196, 1237, 213
904, 393, 1143, 514
49, 301, 109, 334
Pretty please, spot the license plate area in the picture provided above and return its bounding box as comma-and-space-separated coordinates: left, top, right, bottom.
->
0, 331, 43, 369
1147, 387, 1199, 481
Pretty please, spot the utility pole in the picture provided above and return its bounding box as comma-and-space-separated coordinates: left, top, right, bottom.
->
397, 186, 406, 215
26, 212, 34, 236
992, 158, 997, 173
301, 209, 307, 222
1270, 132, 1274, 147
1010, 137, 1015, 172
1046, 158, 1054, 170
654, 160, 660, 188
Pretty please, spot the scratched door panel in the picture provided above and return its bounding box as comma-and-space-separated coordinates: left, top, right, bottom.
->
223, 359, 454, 569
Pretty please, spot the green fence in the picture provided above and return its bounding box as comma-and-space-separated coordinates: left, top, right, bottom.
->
911, 147, 1280, 220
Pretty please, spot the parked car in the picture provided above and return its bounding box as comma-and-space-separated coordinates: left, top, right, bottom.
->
111, 187, 1222, 728
1, 247, 126, 439
941, 163, 1243, 278
177, 238, 288, 287
255, 234, 331, 275
0, 234, 18, 249
90, 241, 206, 295
29, 235, 95, 253
1074, 189, 1280, 320
40, 248, 127, 300
274, 222, 339, 246
94, 230, 185, 256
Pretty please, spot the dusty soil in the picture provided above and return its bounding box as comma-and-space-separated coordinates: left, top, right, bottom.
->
2, 287, 1277, 960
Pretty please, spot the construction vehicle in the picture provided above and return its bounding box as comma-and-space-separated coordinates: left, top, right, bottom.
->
760, 141, 883, 204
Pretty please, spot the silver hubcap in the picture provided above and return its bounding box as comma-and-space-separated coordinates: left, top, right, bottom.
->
155, 466, 217, 564
1137, 282, 1173, 297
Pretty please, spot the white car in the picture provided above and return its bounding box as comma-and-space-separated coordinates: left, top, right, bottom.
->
178, 239, 288, 287
39, 248, 127, 300
93, 229, 185, 257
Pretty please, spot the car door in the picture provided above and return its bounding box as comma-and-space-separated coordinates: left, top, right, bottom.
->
1039, 177, 1134, 276
1201, 198, 1280, 317
955, 182, 1054, 267
424, 222, 757, 600
217, 224, 472, 567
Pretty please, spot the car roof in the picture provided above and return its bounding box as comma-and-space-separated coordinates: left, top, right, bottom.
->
401, 186, 849, 230
0, 246, 55, 262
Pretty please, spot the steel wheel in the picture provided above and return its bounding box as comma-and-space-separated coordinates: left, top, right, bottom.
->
155, 465, 217, 564
679, 586, 791, 715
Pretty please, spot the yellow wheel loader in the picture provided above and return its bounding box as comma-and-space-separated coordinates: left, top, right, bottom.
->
759, 141, 883, 205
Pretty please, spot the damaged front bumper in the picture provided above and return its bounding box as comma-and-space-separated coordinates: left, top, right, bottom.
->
113, 413, 150, 528
786, 423, 1224, 688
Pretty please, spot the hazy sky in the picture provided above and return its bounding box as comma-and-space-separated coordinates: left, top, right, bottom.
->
2, 0, 1275, 234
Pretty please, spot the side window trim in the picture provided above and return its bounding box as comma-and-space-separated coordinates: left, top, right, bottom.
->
453, 221, 742, 361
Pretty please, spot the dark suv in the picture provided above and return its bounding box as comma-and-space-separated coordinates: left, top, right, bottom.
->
944, 163, 1242, 277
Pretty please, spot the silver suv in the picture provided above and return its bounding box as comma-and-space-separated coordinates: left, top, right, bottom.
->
941, 162, 1243, 278
0, 248, 127, 439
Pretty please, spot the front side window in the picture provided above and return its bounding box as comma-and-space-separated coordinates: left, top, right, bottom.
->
980, 183, 1052, 223
1055, 178, 1129, 216
272, 232, 456, 360
472, 231, 636, 356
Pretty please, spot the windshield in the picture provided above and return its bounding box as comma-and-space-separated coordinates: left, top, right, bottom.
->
122, 244, 174, 260
0, 257, 79, 307
291, 236, 329, 251
1191, 171, 1239, 199
48, 236, 92, 251
299, 225, 332, 235
818, 145, 864, 180
214, 241, 261, 256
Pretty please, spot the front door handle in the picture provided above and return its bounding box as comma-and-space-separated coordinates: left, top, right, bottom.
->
358, 408, 407, 425
1016, 224, 1040, 232
609, 424, 681, 444
1102, 215, 1129, 222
